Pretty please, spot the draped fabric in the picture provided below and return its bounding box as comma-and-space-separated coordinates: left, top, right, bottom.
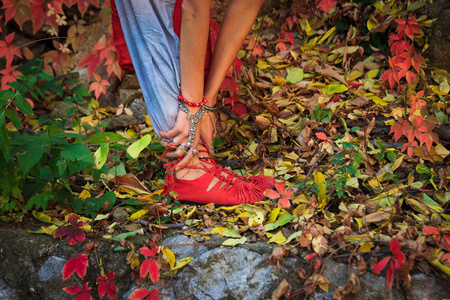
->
111, 0, 213, 138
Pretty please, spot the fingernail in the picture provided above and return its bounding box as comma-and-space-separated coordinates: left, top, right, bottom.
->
175, 167, 180, 171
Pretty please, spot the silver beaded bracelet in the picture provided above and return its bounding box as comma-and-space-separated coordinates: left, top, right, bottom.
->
179, 102, 205, 150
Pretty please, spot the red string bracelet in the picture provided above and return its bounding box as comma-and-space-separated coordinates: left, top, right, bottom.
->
178, 94, 207, 107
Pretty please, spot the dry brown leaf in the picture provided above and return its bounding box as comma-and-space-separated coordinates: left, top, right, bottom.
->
272, 279, 291, 300
269, 247, 290, 269
364, 208, 393, 224
111, 173, 151, 194
254, 115, 272, 130
315, 64, 347, 85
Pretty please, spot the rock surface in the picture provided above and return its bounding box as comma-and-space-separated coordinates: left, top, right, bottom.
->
425, 0, 450, 72
1, 229, 449, 300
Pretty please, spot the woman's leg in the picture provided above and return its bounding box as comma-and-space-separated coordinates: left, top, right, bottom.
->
204, 0, 264, 104
198, 0, 265, 149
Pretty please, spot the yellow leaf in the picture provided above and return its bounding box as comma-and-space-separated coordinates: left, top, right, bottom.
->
431, 259, 450, 276
272, 75, 286, 86
318, 26, 336, 44
367, 69, 379, 79
392, 154, 404, 171
268, 231, 286, 245
290, 50, 299, 61
370, 185, 407, 203
367, 15, 379, 31
345, 70, 363, 81
314, 171, 327, 204
128, 209, 149, 221
248, 212, 265, 227
359, 241, 373, 252
79, 190, 91, 200
367, 95, 389, 106
171, 257, 194, 271
222, 236, 247, 247
384, 119, 396, 126
211, 227, 226, 236
42, 225, 59, 235
257, 60, 270, 70
130, 259, 140, 270
299, 19, 312, 36
32, 212, 52, 223
161, 247, 176, 269
436, 143, 450, 158
268, 207, 281, 222
144, 115, 152, 127
405, 197, 431, 215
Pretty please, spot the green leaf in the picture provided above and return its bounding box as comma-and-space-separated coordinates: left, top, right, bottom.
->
38, 72, 54, 81
322, 84, 348, 95
60, 144, 94, 164
423, 194, 440, 207
66, 106, 76, 117
94, 143, 109, 169
17, 143, 45, 173
104, 230, 141, 241
27, 192, 55, 211
84, 191, 116, 217
14, 94, 34, 115
86, 132, 124, 144
73, 85, 91, 97
5, 109, 22, 129
127, 135, 152, 159
416, 164, 431, 175
286, 67, 304, 84
375, 140, 386, 151
387, 151, 396, 164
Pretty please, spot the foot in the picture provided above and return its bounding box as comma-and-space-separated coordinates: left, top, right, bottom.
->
162, 153, 265, 205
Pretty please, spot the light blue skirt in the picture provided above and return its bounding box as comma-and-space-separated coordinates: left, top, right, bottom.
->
115, 0, 181, 139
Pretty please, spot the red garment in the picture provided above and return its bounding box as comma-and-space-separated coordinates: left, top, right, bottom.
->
111, 0, 213, 75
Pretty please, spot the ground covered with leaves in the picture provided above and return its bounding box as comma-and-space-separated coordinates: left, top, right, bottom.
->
0, 0, 449, 299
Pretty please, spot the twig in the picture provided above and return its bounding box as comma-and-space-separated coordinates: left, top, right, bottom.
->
296, 144, 324, 195
218, 106, 256, 128
168, 263, 180, 300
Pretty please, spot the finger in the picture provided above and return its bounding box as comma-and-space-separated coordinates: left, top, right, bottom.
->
173, 132, 188, 146
159, 127, 179, 139
174, 145, 187, 158
175, 150, 194, 170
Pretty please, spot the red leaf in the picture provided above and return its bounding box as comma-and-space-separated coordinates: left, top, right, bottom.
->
129, 289, 150, 300
275, 181, 287, 195
423, 226, 440, 235
139, 247, 158, 257
97, 281, 107, 298
63, 285, 83, 295
389, 239, 401, 256
150, 261, 160, 283
149, 289, 160, 300
386, 261, 395, 290
54, 226, 73, 238
373, 256, 391, 275
316, 0, 337, 13
63, 254, 88, 280
315, 132, 327, 140
264, 189, 280, 200
278, 197, 291, 208
394, 251, 406, 270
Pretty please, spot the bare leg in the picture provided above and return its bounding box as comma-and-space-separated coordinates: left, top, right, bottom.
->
204, 0, 264, 104
198, 0, 264, 150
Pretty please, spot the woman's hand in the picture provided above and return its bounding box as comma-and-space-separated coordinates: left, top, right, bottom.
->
159, 108, 201, 170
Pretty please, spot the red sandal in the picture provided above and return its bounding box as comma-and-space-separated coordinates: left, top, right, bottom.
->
162, 161, 265, 205
197, 150, 276, 192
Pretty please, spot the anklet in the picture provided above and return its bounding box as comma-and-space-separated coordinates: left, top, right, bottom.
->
178, 94, 207, 107
179, 102, 205, 149
204, 104, 217, 112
